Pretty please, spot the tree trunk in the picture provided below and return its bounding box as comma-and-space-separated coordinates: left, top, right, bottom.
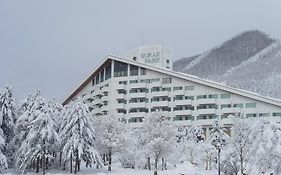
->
70, 153, 73, 173
218, 148, 221, 175
154, 158, 158, 175
148, 157, 151, 170
46, 157, 49, 170
161, 158, 164, 170
36, 157, 40, 173
78, 160, 81, 172
108, 149, 112, 171
43, 140, 46, 175
240, 148, 244, 175
59, 152, 62, 167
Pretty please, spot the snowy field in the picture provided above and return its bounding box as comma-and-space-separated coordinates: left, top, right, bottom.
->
3, 163, 216, 175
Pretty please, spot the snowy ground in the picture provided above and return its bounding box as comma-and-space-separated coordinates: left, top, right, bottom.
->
3, 163, 217, 175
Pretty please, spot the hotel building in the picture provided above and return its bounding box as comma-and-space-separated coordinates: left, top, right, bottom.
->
63, 45, 281, 136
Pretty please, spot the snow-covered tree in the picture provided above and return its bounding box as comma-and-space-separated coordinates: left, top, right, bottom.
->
141, 111, 176, 175
253, 120, 281, 174
177, 125, 205, 165
0, 129, 7, 172
94, 114, 125, 171
60, 99, 101, 173
0, 86, 16, 143
15, 94, 60, 174
223, 115, 261, 175
209, 120, 228, 175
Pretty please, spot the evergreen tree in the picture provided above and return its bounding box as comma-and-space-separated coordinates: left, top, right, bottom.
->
15, 93, 60, 174
60, 99, 101, 174
0, 86, 16, 143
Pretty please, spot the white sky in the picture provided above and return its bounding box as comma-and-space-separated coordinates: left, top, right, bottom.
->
1, 0, 281, 102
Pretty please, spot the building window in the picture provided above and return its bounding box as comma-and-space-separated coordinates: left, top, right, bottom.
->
220, 93, 231, 99
140, 79, 150, 83
259, 113, 270, 117
117, 89, 127, 94
221, 104, 231, 109
117, 109, 126, 114
151, 87, 160, 92
208, 94, 218, 99
129, 80, 138, 84
151, 78, 160, 82
114, 61, 128, 77
246, 103, 256, 108
173, 95, 184, 101
100, 69, 104, 82
162, 78, 172, 84
185, 96, 194, 100
140, 67, 146, 75
246, 113, 257, 118
117, 99, 126, 104
185, 86, 194, 90
92, 79, 95, 86
95, 74, 100, 85
233, 103, 243, 108
197, 95, 207, 100
162, 87, 171, 92
130, 65, 139, 76
105, 63, 111, 80
119, 81, 127, 85
273, 112, 281, 117
166, 59, 169, 63
173, 86, 183, 91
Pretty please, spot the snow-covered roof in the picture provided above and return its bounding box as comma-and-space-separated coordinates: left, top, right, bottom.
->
63, 55, 281, 107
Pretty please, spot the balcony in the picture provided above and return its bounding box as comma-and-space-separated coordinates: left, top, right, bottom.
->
92, 98, 102, 106
151, 101, 169, 107
221, 107, 241, 114
101, 105, 109, 112
173, 99, 192, 106
92, 107, 102, 115
173, 90, 185, 95
197, 108, 216, 115
130, 82, 146, 89
128, 92, 146, 98
102, 86, 110, 93
116, 103, 125, 109
83, 94, 94, 101
101, 96, 109, 102
128, 112, 147, 118
128, 102, 147, 108
115, 93, 126, 99
173, 110, 192, 116
197, 98, 216, 104
151, 91, 169, 97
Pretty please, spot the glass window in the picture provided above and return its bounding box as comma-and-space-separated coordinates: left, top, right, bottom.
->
151, 87, 160, 92
100, 69, 104, 82
208, 94, 218, 99
92, 79, 95, 86
162, 78, 172, 84
273, 112, 281, 117
185, 86, 194, 90
197, 95, 207, 100
185, 96, 194, 100
95, 74, 100, 85
259, 113, 270, 117
151, 78, 160, 82
129, 80, 138, 84
246, 113, 257, 118
140, 67, 146, 75
105, 63, 111, 80
119, 81, 127, 85
173, 86, 183, 91
117, 89, 127, 94
162, 87, 171, 91
220, 94, 231, 99
140, 79, 150, 83
233, 103, 243, 108
246, 103, 256, 108
221, 104, 231, 109
173, 95, 184, 101
130, 65, 139, 76
114, 61, 128, 77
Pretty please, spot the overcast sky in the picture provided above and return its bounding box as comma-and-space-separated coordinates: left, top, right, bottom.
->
1, 0, 281, 102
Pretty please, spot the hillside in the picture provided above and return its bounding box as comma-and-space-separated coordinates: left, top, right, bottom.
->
173, 30, 281, 99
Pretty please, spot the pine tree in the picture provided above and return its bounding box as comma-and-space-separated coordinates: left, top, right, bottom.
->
15, 93, 60, 174
60, 99, 101, 173
0, 129, 7, 172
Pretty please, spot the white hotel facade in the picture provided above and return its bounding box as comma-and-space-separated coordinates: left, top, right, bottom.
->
63, 45, 281, 136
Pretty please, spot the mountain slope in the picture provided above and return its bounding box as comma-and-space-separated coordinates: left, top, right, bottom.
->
174, 30, 276, 80
173, 30, 281, 99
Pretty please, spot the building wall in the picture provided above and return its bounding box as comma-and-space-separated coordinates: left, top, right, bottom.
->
67, 59, 281, 136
